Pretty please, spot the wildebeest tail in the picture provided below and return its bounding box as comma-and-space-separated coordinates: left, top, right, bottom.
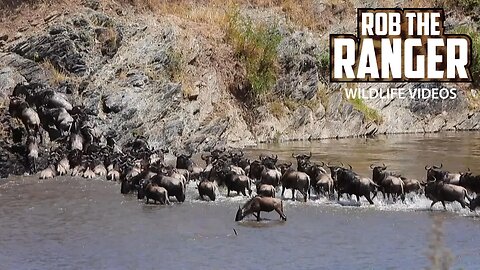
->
307, 175, 311, 198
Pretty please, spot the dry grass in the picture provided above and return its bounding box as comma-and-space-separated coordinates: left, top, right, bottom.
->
280, 0, 355, 31
466, 89, 480, 111
317, 83, 329, 109
269, 100, 286, 118
42, 60, 68, 86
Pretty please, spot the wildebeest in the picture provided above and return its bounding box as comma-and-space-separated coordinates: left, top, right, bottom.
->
151, 174, 186, 202
260, 166, 282, 187
257, 184, 276, 198
370, 164, 405, 201
311, 164, 334, 198
469, 196, 480, 211
176, 153, 193, 170
140, 179, 170, 205
198, 180, 217, 201
425, 164, 460, 185
424, 180, 471, 210
459, 169, 480, 194
39, 165, 56, 179
280, 168, 310, 202
223, 170, 252, 197
26, 135, 39, 174
235, 196, 287, 221
9, 97, 41, 138
401, 178, 423, 195
292, 152, 312, 172
56, 156, 70, 176
333, 166, 378, 204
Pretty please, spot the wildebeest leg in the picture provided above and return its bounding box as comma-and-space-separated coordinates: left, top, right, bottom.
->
441, 201, 447, 210
274, 206, 287, 221
256, 211, 261, 221
356, 195, 360, 202
227, 189, 230, 197
303, 191, 308, 202
146, 197, 149, 204
459, 200, 467, 208
281, 187, 285, 198
242, 189, 247, 196
430, 201, 438, 209
366, 195, 374, 205
291, 189, 295, 201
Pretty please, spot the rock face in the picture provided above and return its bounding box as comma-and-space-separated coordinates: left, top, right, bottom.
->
0, 5, 479, 155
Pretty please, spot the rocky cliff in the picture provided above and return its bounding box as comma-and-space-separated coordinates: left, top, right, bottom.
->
1, 0, 479, 155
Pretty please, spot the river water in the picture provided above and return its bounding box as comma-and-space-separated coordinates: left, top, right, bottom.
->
1, 132, 480, 269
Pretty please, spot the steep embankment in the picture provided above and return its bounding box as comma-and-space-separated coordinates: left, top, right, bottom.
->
1, 0, 479, 155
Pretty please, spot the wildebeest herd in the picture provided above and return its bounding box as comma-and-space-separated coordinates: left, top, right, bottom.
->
2, 83, 480, 222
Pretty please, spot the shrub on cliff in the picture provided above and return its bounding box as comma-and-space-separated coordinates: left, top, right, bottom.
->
225, 7, 282, 104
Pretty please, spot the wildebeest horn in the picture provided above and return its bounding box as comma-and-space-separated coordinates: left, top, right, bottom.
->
318, 161, 325, 167
467, 167, 471, 172
425, 165, 431, 170
433, 163, 443, 169
287, 162, 292, 167
308, 152, 312, 158
274, 154, 278, 161
347, 164, 352, 170
239, 150, 244, 157
382, 163, 386, 169
369, 163, 375, 169
292, 153, 298, 158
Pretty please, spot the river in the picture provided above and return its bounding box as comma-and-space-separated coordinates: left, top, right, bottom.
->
1, 132, 480, 269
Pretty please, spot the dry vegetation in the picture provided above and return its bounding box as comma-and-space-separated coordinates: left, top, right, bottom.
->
42, 60, 68, 86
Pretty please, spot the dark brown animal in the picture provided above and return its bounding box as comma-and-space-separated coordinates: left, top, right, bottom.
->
424, 180, 471, 210
257, 184, 276, 198
140, 180, 170, 205
198, 180, 217, 201
280, 168, 310, 202
235, 196, 286, 221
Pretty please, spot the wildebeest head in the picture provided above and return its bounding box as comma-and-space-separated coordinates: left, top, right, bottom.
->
8, 97, 28, 117
423, 180, 440, 201
425, 164, 447, 182
248, 160, 263, 180
230, 150, 249, 169
211, 147, 226, 160
370, 163, 387, 184
326, 162, 344, 181
235, 206, 244, 221
260, 154, 278, 169
277, 162, 293, 175
176, 153, 193, 170
292, 152, 312, 172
